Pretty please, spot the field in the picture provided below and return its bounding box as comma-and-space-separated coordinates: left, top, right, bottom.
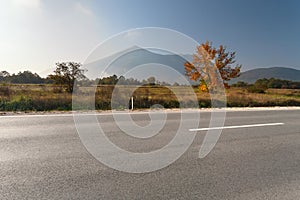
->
0, 84, 300, 112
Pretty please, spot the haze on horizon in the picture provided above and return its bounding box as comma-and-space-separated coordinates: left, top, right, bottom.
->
1, 0, 299, 76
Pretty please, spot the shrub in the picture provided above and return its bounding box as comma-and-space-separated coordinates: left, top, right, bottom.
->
246, 85, 266, 93
0, 86, 10, 96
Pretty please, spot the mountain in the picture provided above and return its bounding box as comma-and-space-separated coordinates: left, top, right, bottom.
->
230, 67, 300, 84
84, 47, 300, 85
84, 46, 192, 84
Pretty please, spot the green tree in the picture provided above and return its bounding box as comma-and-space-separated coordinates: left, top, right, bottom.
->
0, 71, 10, 82
147, 76, 156, 85
98, 75, 119, 85
185, 41, 241, 92
48, 62, 86, 93
232, 81, 248, 88
9, 71, 44, 84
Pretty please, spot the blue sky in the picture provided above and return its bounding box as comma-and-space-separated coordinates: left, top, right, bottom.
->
1, 0, 299, 75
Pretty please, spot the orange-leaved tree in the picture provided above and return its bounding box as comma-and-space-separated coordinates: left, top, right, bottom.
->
185, 41, 241, 92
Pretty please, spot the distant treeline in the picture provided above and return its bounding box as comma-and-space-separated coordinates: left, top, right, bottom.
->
0, 70, 52, 84
1, 70, 300, 90
95, 75, 177, 86
0, 70, 179, 86
232, 78, 300, 93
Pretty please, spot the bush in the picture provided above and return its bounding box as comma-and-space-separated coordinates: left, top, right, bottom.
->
0, 96, 33, 111
246, 85, 266, 93
0, 86, 10, 96
231, 81, 248, 88
198, 100, 211, 108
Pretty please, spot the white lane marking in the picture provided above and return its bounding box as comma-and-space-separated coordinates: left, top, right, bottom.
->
189, 122, 284, 131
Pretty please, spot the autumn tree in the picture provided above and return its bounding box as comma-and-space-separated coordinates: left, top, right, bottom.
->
185, 41, 241, 92
48, 62, 86, 93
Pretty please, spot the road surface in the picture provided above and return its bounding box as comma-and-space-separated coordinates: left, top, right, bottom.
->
1, 109, 300, 199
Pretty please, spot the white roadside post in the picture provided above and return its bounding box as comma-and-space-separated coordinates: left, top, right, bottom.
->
131, 97, 134, 111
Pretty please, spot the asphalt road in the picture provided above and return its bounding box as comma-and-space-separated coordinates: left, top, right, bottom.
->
1, 109, 300, 199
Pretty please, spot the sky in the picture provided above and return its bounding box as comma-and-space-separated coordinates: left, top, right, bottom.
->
0, 0, 299, 76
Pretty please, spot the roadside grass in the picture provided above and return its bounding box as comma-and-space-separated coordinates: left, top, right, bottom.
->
0, 84, 299, 111
227, 88, 300, 107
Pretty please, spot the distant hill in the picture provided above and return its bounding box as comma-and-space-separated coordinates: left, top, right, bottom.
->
230, 67, 300, 84
84, 46, 192, 84
84, 47, 300, 85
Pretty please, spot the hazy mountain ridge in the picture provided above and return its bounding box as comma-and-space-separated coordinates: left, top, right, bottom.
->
84, 46, 191, 81
230, 67, 300, 84
83, 47, 300, 84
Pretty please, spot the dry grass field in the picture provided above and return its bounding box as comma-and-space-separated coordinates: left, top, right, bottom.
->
0, 84, 299, 111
